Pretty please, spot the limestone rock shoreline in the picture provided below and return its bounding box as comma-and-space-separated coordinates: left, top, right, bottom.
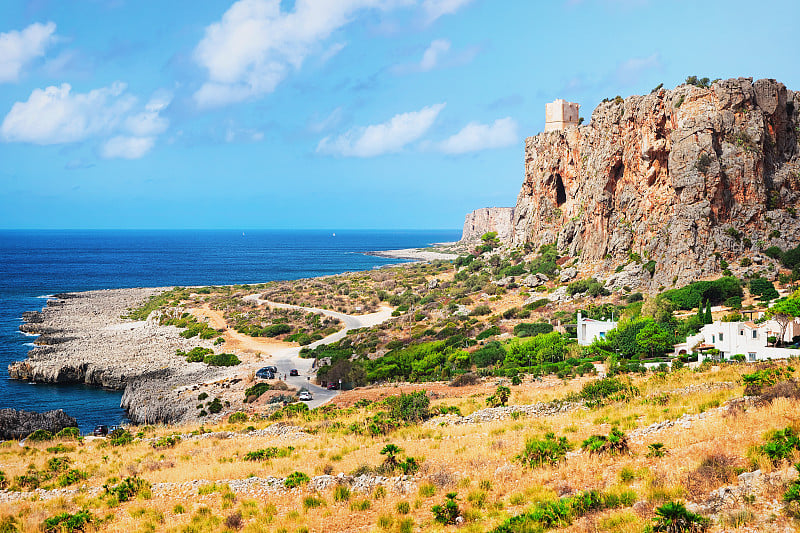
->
8, 289, 236, 425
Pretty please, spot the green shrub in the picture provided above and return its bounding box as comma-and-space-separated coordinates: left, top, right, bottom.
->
104, 476, 149, 502
244, 446, 293, 461
244, 383, 271, 402
207, 398, 223, 414
42, 510, 94, 533
284, 471, 310, 488
152, 435, 181, 449
57, 469, 88, 487
476, 326, 500, 340
27, 429, 53, 442
470, 341, 506, 367
749, 277, 779, 301
470, 305, 492, 316
0, 470, 6, 490
517, 433, 571, 468
513, 322, 554, 337
567, 278, 609, 297
386, 391, 430, 422
486, 385, 511, 407
203, 353, 240, 366
647, 442, 667, 458
54, 427, 80, 440
662, 277, 742, 310
582, 428, 629, 455
580, 377, 638, 405
181, 347, 214, 363
652, 501, 709, 532
759, 427, 800, 464
334, 485, 351, 502
396, 501, 411, 514
431, 492, 460, 525
228, 411, 248, 423
264, 323, 291, 337
109, 428, 133, 446
783, 464, 800, 516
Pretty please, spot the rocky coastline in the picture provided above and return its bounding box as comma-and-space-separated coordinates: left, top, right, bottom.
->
8, 289, 238, 425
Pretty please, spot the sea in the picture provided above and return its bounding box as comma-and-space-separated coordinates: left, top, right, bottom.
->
0, 229, 460, 433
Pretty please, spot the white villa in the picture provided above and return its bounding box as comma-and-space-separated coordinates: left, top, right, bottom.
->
576, 312, 618, 346
673, 317, 800, 362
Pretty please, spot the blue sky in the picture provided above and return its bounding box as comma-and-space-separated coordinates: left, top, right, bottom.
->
1, 0, 798, 229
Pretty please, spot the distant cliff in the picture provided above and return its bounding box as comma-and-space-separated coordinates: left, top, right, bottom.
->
461, 207, 515, 242
509, 77, 800, 286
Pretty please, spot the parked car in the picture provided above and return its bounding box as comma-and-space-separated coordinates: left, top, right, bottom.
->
93, 425, 108, 436
298, 390, 313, 401
265, 366, 278, 373
289, 369, 299, 376
327, 382, 339, 390
255, 367, 274, 379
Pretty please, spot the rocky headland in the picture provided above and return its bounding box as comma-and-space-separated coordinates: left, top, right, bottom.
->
8, 289, 238, 425
463, 77, 800, 288
0, 408, 77, 440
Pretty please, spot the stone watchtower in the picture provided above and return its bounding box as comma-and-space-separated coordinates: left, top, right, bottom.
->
545, 99, 580, 132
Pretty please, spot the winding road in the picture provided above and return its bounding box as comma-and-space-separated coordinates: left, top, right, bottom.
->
240, 296, 394, 407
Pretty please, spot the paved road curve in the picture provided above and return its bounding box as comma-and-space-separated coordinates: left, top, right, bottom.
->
242, 295, 393, 408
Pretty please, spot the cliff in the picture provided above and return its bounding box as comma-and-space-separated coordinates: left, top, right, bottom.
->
461, 207, 515, 242
0, 408, 77, 440
511, 77, 800, 287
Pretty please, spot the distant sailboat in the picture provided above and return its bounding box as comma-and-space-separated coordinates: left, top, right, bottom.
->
332, 232, 336, 237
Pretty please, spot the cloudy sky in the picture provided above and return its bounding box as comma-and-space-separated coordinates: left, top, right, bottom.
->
1, 0, 798, 229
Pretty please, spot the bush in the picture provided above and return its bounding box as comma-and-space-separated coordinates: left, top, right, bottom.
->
582, 428, 629, 455
759, 427, 800, 464
42, 510, 95, 533
58, 469, 88, 487
203, 353, 240, 366
244, 383, 271, 402
431, 492, 460, 525
152, 435, 181, 449
783, 464, 800, 517
284, 471, 310, 488
647, 442, 667, 458
334, 485, 351, 502
580, 377, 637, 405
449, 373, 480, 387
109, 428, 133, 446
228, 412, 248, 423
652, 501, 710, 532
27, 429, 53, 442
104, 476, 149, 502
182, 347, 213, 363
567, 278, 610, 297
749, 277, 779, 301
54, 427, 80, 439
765, 246, 783, 259
476, 326, 500, 340
517, 433, 571, 468
486, 385, 511, 407
207, 398, 223, 414
386, 391, 430, 423
470, 305, 492, 316
662, 277, 742, 310
470, 341, 506, 367
513, 322, 554, 337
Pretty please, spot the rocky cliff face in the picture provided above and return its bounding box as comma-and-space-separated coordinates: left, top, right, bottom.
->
0, 408, 77, 440
512, 77, 800, 287
461, 207, 515, 242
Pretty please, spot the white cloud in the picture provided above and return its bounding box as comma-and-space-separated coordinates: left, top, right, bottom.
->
0, 22, 57, 83
1, 83, 171, 159
308, 106, 344, 133
421, 0, 474, 24
193, 0, 403, 108
419, 39, 450, 71
436, 117, 518, 154
317, 103, 445, 157
101, 136, 155, 159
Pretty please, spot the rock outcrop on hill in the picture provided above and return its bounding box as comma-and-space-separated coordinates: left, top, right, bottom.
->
509, 77, 800, 287
0, 408, 77, 440
461, 207, 515, 242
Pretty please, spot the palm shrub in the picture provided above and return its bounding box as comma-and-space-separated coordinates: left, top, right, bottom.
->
759, 426, 800, 464
431, 492, 460, 525
517, 433, 571, 468
486, 385, 511, 407
652, 501, 709, 532
284, 471, 310, 488
582, 428, 629, 455
647, 442, 667, 458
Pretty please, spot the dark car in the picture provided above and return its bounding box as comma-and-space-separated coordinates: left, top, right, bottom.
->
289, 369, 299, 376
265, 366, 278, 373
93, 425, 108, 437
255, 367, 274, 379
327, 382, 339, 390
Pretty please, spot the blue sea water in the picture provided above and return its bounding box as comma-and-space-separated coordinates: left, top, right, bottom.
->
0, 229, 460, 432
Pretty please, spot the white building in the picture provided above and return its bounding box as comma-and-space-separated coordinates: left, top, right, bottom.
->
673, 319, 800, 362
545, 99, 580, 132
576, 312, 618, 346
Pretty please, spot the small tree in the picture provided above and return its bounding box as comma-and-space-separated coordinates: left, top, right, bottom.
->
380, 444, 402, 468
704, 300, 713, 324
766, 297, 800, 347
487, 385, 511, 407
696, 300, 705, 323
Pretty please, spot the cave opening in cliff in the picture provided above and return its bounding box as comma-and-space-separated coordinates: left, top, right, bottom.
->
555, 174, 566, 206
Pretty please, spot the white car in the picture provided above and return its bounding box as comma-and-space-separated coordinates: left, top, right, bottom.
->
298, 390, 313, 401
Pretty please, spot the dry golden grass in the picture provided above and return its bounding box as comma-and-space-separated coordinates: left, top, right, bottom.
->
2, 366, 799, 532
